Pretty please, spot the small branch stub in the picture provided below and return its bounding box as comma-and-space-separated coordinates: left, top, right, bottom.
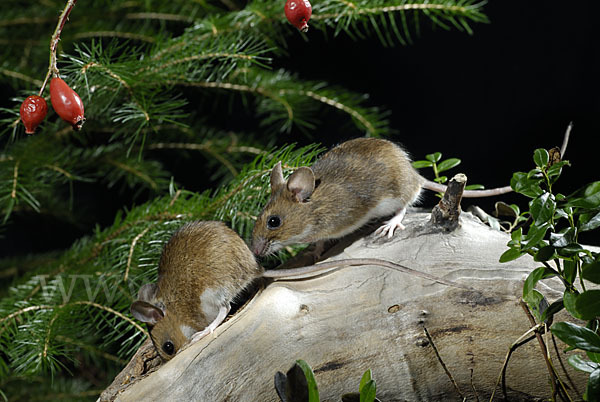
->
430, 173, 467, 230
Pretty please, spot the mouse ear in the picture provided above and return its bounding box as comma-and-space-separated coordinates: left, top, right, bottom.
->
287, 167, 315, 202
137, 283, 158, 303
131, 300, 164, 325
270, 161, 285, 188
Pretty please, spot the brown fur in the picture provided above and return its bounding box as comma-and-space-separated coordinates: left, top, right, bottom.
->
131, 221, 263, 360
252, 138, 424, 255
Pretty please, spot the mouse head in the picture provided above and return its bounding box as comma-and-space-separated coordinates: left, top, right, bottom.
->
130, 283, 189, 361
252, 162, 316, 256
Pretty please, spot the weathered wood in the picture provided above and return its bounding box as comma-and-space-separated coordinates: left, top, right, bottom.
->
430, 173, 466, 230
103, 212, 590, 402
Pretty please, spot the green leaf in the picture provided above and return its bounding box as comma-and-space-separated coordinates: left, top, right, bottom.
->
541, 299, 564, 322
359, 369, 372, 393
499, 248, 524, 263
295, 360, 320, 402
583, 262, 600, 284
587, 368, 600, 401
564, 260, 578, 284
426, 152, 442, 163
511, 227, 523, 242
566, 182, 600, 209
511, 171, 543, 198
465, 184, 485, 190
523, 267, 553, 299
568, 354, 599, 373
576, 290, 600, 320
534, 245, 556, 262
359, 380, 376, 402
581, 212, 600, 232
412, 160, 433, 169
549, 227, 575, 248
522, 222, 550, 250
558, 243, 584, 257
523, 289, 547, 322
527, 168, 543, 179
530, 193, 556, 225
551, 322, 600, 353
588, 351, 600, 364
533, 148, 549, 168
434, 176, 448, 184
437, 158, 461, 173
564, 290, 584, 320
547, 161, 569, 181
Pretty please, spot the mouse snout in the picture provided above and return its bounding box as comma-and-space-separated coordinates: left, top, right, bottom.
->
251, 237, 268, 256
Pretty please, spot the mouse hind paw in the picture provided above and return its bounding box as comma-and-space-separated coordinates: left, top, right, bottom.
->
374, 208, 407, 239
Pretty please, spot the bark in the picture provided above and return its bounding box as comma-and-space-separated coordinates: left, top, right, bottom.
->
101, 211, 590, 402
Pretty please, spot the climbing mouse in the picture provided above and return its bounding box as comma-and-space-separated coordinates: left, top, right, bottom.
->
131, 220, 463, 360
251, 137, 510, 256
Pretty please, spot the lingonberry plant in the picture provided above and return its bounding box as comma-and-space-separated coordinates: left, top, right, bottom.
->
500, 147, 600, 400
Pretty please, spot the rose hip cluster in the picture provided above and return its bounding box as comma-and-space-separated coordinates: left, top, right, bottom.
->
19, 77, 85, 134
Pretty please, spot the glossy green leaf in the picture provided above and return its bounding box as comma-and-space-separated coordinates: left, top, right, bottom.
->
523, 289, 546, 322
550, 227, 575, 248
412, 160, 433, 169
434, 176, 448, 184
511, 227, 523, 242
530, 193, 555, 225
426, 152, 442, 163
566, 182, 600, 209
568, 354, 599, 373
588, 351, 600, 364
359, 380, 376, 402
557, 243, 584, 257
547, 160, 569, 177
499, 248, 524, 263
564, 290, 584, 320
576, 290, 600, 320
581, 212, 600, 232
587, 368, 600, 401
534, 245, 556, 262
511, 171, 543, 198
522, 223, 550, 250
359, 369, 372, 393
527, 168, 543, 179
564, 259, 577, 284
541, 299, 563, 322
583, 262, 600, 284
533, 148, 550, 168
551, 322, 600, 353
437, 158, 461, 173
295, 360, 320, 402
465, 184, 485, 190
554, 207, 569, 220
523, 267, 551, 299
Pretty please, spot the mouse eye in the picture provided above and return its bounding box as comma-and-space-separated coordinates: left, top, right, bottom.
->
267, 215, 281, 229
163, 341, 175, 355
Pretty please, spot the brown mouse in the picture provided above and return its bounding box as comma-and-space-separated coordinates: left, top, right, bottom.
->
251, 137, 511, 256
131, 220, 465, 360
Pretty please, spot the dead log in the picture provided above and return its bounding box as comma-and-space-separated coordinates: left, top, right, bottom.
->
101, 211, 590, 401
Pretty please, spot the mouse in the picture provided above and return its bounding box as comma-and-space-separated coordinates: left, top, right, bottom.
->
131, 220, 466, 361
251, 137, 511, 256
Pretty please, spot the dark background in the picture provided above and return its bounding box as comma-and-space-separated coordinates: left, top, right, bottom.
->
280, 0, 599, 244
2, 1, 599, 257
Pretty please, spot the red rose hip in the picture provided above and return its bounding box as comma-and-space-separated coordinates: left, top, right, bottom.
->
20, 95, 48, 134
285, 0, 312, 32
50, 77, 85, 130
